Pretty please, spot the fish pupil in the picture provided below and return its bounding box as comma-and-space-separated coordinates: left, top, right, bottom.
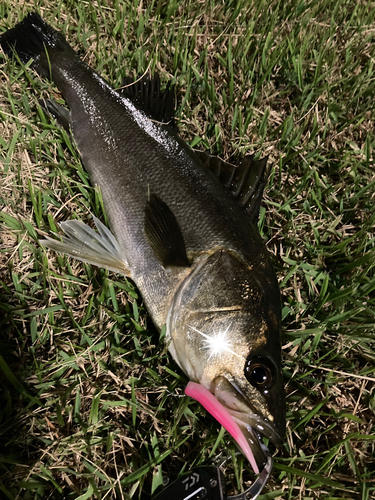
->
251, 366, 267, 384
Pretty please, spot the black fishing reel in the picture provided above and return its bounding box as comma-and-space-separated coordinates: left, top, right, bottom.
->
152, 446, 272, 500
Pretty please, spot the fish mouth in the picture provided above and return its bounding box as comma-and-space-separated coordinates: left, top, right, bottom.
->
185, 376, 282, 475
214, 375, 282, 471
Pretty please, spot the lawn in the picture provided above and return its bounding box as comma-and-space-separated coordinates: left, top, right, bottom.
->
0, 0, 374, 499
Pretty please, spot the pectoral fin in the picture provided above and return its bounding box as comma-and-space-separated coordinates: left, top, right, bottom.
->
41, 216, 131, 276
144, 194, 189, 268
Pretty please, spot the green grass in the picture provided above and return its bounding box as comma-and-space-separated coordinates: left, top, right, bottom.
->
1, 0, 374, 499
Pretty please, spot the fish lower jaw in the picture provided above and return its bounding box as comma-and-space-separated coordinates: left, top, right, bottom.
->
230, 416, 274, 472
230, 411, 282, 448
229, 410, 282, 448
212, 376, 282, 447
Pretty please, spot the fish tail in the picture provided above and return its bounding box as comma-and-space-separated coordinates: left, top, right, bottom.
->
0, 12, 77, 76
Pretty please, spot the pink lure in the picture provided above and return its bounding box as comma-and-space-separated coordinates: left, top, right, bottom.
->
185, 381, 259, 474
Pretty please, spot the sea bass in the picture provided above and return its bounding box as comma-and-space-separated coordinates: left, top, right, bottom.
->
1, 12, 285, 490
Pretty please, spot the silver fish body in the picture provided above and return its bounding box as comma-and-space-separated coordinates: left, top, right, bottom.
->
1, 12, 285, 478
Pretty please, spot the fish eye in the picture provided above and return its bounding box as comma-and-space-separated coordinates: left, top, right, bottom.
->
244, 356, 275, 389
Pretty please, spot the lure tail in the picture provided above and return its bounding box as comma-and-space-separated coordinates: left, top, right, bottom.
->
0, 12, 77, 76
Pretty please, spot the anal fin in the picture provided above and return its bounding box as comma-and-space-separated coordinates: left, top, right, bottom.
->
144, 194, 189, 268
39, 99, 71, 133
41, 216, 131, 276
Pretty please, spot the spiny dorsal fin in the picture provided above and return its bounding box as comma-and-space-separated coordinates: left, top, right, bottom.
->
197, 151, 270, 223
144, 194, 189, 268
120, 73, 176, 128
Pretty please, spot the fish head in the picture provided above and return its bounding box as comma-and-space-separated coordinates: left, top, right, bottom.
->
167, 250, 285, 471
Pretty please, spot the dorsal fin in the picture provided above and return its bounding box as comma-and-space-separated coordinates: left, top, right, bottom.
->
120, 73, 176, 128
144, 194, 189, 268
197, 151, 270, 223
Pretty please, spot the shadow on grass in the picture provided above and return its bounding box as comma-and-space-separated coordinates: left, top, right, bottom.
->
0, 291, 59, 499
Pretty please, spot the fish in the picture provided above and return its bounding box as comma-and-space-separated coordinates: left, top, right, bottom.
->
1, 12, 285, 494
